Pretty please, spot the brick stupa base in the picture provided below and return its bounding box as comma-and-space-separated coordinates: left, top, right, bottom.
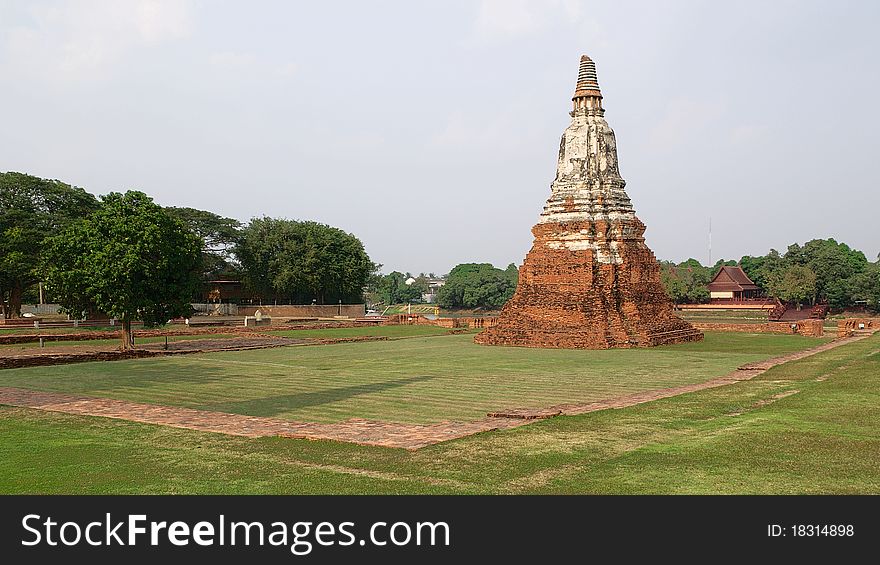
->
475, 219, 703, 349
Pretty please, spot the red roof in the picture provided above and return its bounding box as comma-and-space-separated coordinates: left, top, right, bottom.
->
707, 266, 759, 292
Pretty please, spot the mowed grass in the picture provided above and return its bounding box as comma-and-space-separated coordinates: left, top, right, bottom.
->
267, 324, 458, 339
1, 333, 876, 494
0, 331, 825, 424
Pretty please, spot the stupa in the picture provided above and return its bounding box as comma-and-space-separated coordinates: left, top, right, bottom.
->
475, 55, 703, 349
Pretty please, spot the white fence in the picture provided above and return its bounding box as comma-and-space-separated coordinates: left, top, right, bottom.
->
21, 304, 63, 315
190, 303, 239, 316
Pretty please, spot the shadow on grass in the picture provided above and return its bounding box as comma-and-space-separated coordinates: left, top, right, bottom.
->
204, 374, 436, 417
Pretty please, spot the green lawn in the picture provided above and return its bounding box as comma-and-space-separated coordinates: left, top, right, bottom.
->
1, 333, 876, 494
0, 331, 824, 424
267, 324, 458, 339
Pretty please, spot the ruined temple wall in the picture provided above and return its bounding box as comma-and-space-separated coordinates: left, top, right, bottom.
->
836, 318, 877, 338
692, 320, 824, 337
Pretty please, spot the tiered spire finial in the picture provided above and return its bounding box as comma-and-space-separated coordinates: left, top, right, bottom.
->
573, 55, 602, 99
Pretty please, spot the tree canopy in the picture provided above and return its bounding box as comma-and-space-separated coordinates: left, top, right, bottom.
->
659, 259, 715, 304
41, 191, 202, 349
236, 217, 375, 304
0, 171, 99, 317
437, 263, 518, 310
766, 264, 817, 305
373, 271, 425, 305
164, 206, 242, 279
667, 238, 880, 311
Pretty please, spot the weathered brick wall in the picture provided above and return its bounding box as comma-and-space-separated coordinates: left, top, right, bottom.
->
382, 315, 498, 329
692, 320, 824, 337
382, 314, 437, 326
476, 218, 703, 349
837, 318, 876, 338
0, 321, 361, 345
0, 350, 161, 370
461, 317, 498, 329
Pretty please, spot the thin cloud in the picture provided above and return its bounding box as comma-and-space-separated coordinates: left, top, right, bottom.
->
471, 0, 588, 42
1, 0, 193, 81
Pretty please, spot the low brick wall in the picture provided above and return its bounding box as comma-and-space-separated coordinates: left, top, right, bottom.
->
458, 317, 499, 329
238, 304, 365, 319
0, 321, 361, 345
0, 350, 162, 370
384, 315, 499, 329
383, 314, 437, 326
837, 318, 877, 338
692, 319, 824, 337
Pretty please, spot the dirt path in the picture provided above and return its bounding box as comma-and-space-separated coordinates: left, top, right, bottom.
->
0, 335, 871, 450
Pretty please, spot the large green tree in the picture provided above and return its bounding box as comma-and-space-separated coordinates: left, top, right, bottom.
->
0, 172, 98, 317
660, 258, 714, 304
164, 206, 242, 279
374, 271, 424, 305
783, 239, 868, 307
437, 263, 517, 310
766, 265, 817, 306
739, 250, 784, 291
236, 217, 375, 304
847, 261, 880, 312
42, 191, 202, 350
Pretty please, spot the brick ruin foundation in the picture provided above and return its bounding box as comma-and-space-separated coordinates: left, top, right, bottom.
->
837, 318, 876, 338
691, 320, 825, 337
476, 55, 702, 349
383, 314, 498, 329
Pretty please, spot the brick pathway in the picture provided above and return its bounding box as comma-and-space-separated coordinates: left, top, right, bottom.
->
0, 335, 869, 449
0, 388, 528, 450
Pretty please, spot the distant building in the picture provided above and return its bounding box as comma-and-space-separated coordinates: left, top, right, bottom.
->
203, 280, 243, 303
421, 278, 446, 303
707, 266, 761, 302
404, 277, 417, 286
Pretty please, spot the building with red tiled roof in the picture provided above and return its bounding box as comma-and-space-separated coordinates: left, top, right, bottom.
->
708, 266, 761, 301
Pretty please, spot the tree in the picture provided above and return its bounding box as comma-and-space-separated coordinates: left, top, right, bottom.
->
739, 250, 784, 291
42, 191, 202, 350
0, 172, 99, 317
784, 239, 867, 307
660, 259, 712, 304
437, 263, 517, 309
847, 261, 880, 312
767, 265, 817, 306
164, 207, 242, 279
375, 271, 423, 305
236, 217, 375, 304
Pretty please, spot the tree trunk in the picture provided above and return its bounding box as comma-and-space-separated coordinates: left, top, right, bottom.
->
8, 286, 23, 319
120, 316, 133, 351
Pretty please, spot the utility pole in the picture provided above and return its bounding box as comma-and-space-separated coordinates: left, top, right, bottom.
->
708, 217, 712, 266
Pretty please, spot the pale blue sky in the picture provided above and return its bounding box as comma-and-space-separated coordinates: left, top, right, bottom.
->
1, 0, 877, 273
